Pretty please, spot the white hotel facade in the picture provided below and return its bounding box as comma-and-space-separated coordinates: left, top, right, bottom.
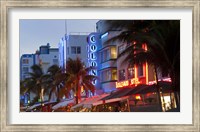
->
20, 43, 59, 81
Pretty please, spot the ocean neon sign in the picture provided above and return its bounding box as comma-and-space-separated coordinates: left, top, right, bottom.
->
116, 78, 140, 88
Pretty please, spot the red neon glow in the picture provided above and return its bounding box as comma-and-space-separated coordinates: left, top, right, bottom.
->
116, 78, 140, 88
116, 43, 151, 89
130, 78, 140, 85
162, 78, 172, 82
116, 81, 129, 88
146, 62, 148, 84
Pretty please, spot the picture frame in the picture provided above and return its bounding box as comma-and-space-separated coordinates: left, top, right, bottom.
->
0, 0, 199, 131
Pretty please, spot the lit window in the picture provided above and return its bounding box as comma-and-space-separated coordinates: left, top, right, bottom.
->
100, 46, 116, 63
128, 67, 135, 79
112, 69, 117, 80
110, 46, 117, 59
119, 69, 126, 81
100, 68, 117, 82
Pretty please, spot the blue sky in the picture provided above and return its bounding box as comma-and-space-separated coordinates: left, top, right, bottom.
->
19, 20, 98, 56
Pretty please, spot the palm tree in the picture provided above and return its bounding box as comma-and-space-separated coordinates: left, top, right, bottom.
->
21, 64, 48, 105
46, 65, 67, 102
63, 57, 97, 104
105, 20, 180, 111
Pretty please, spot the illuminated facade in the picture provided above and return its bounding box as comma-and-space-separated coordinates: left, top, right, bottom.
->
87, 20, 161, 93
86, 20, 175, 111
115, 43, 156, 89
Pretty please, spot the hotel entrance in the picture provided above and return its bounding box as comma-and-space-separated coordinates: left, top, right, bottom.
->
161, 92, 177, 111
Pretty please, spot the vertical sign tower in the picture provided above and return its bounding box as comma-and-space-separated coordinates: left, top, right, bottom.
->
87, 33, 101, 94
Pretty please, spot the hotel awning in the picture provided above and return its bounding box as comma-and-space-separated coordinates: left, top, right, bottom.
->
130, 81, 173, 95
71, 94, 109, 110
26, 101, 57, 111
52, 99, 74, 110
101, 88, 133, 101
101, 81, 173, 101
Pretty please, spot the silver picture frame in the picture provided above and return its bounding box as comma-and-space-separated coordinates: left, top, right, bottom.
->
0, 0, 199, 131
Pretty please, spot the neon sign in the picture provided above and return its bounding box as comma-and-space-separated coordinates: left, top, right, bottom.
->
90, 35, 96, 43
116, 78, 140, 88
88, 34, 98, 85
101, 32, 108, 39
116, 81, 129, 88
148, 77, 172, 85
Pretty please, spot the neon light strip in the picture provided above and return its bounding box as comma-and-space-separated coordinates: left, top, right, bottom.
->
101, 32, 108, 39
148, 78, 172, 85
146, 62, 148, 84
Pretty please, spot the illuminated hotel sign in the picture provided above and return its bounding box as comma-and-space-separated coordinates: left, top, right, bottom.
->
116, 78, 140, 88
88, 34, 99, 85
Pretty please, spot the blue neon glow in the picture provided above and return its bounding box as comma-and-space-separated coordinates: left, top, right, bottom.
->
88, 34, 98, 85
101, 32, 108, 39
89, 35, 96, 43
90, 44, 97, 52
90, 53, 97, 60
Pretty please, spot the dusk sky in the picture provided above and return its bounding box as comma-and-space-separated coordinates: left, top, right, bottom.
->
19, 20, 98, 56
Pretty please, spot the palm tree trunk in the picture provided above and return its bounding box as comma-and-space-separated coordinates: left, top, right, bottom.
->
40, 88, 44, 111
48, 89, 53, 102
76, 86, 79, 104
75, 76, 81, 104
154, 66, 163, 112
170, 72, 180, 111
56, 86, 61, 102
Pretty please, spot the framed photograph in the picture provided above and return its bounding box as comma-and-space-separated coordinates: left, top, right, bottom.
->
0, 0, 199, 131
